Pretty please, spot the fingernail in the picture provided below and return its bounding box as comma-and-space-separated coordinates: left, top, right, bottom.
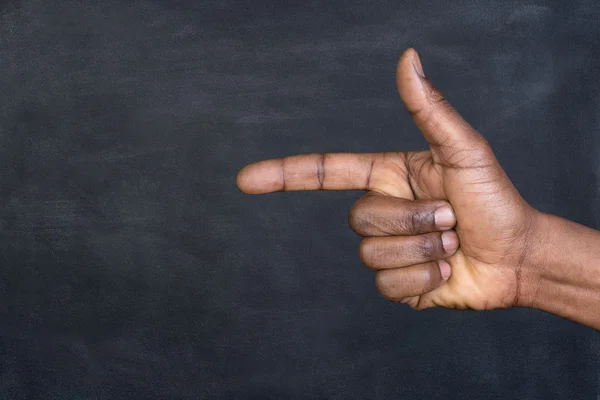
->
434, 206, 456, 229
412, 50, 425, 78
438, 260, 452, 281
441, 231, 459, 254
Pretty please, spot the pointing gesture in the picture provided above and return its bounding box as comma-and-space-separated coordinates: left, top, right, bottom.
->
237, 48, 542, 311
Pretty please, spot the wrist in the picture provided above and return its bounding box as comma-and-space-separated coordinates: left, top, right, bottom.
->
514, 210, 555, 309
515, 210, 600, 329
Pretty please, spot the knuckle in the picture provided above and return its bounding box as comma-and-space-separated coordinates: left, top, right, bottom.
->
406, 209, 432, 235
462, 135, 495, 164
472, 143, 495, 165
425, 82, 447, 107
348, 202, 367, 233
417, 235, 436, 259
374, 270, 398, 301
475, 134, 491, 151
357, 239, 376, 269
348, 195, 378, 235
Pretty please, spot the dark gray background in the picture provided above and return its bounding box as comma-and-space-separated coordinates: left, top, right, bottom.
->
1, 0, 599, 398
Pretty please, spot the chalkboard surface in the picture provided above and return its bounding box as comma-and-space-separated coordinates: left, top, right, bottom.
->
1, 1, 599, 398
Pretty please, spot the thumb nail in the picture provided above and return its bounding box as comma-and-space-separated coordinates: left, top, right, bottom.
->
412, 50, 425, 78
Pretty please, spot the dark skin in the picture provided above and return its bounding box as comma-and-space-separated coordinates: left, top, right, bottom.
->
237, 48, 600, 330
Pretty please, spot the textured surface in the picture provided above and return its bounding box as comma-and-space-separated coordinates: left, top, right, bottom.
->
1, 0, 599, 398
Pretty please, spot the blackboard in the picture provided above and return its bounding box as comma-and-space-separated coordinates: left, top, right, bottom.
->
1, 0, 599, 398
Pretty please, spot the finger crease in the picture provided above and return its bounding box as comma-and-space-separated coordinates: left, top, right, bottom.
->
365, 159, 375, 190
317, 153, 325, 190
403, 152, 417, 198
280, 157, 287, 191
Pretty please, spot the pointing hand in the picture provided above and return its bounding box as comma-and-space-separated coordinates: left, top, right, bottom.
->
237, 48, 543, 311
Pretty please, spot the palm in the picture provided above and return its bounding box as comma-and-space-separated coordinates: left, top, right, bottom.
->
396, 149, 533, 310
237, 48, 538, 311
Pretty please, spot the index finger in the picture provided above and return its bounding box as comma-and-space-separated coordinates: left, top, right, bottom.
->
236, 152, 410, 197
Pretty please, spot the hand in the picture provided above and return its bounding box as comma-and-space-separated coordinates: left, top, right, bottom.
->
236, 48, 544, 311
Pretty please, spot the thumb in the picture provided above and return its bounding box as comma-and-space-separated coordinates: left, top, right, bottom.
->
396, 48, 491, 168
